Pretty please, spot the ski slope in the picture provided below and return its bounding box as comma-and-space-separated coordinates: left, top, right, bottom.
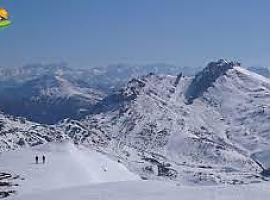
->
0, 142, 139, 196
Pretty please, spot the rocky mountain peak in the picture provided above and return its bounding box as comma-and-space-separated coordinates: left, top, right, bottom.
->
185, 59, 239, 104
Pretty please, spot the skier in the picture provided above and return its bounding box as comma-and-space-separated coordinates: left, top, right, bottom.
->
35, 156, 38, 164
42, 155, 46, 164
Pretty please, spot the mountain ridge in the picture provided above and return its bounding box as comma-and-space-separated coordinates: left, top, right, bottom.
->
0, 60, 270, 185
0, 63, 199, 124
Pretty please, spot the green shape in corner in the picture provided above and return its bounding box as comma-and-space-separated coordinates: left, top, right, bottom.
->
0, 20, 11, 28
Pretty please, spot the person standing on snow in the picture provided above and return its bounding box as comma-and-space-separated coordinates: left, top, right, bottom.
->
42, 155, 46, 164
35, 156, 38, 164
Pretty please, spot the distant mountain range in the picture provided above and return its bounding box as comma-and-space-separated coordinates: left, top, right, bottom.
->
0, 63, 200, 124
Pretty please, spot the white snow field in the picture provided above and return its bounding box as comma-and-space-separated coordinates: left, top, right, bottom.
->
0, 142, 138, 197
1, 142, 270, 200
9, 179, 270, 200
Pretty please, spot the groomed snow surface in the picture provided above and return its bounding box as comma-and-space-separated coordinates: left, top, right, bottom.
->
1, 142, 270, 200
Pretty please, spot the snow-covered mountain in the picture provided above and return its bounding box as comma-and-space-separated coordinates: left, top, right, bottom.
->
0, 64, 106, 124
0, 63, 198, 124
0, 112, 65, 152
64, 59, 270, 184
1, 60, 270, 189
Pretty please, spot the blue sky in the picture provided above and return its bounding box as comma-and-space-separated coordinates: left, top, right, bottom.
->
1, 0, 270, 68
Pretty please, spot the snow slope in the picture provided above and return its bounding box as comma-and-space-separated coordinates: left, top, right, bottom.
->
10, 180, 270, 200
69, 60, 270, 184
0, 142, 139, 196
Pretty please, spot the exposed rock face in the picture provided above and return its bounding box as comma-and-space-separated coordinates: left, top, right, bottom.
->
185, 59, 234, 104
0, 113, 65, 152
0, 172, 20, 199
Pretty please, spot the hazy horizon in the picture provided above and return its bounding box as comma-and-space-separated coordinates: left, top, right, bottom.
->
1, 0, 270, 68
